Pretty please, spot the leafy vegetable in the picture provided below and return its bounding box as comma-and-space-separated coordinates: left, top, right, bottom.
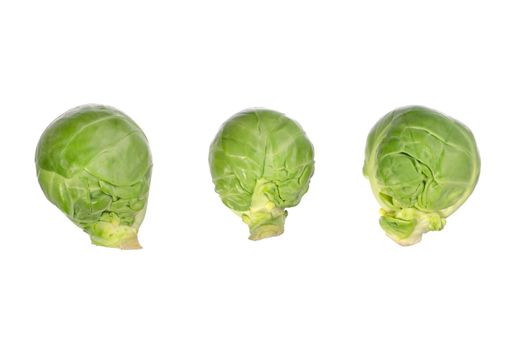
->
209, 108, 314, 240
36, 104, 152, 249
363, 106, 480, 246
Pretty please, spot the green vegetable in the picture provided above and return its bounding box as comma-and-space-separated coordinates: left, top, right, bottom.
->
209, 108, 315, 240
36, 104, 152, 249
363, 106, 480, 246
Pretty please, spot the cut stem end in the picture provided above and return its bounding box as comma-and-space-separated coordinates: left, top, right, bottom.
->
119, 236, 142, 250
249, 224, 284, 241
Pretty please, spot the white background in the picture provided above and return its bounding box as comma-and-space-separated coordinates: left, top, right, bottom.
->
1, 1, 523, 349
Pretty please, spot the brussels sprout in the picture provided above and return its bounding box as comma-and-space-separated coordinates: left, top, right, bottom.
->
209, 108, 314, 240
363, 106, 480, 246
36, 104, 152, 249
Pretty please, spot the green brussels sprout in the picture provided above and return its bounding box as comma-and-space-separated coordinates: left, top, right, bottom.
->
363, 106, 480, 246
209, 108, 315, 240
36, 104, 152, 249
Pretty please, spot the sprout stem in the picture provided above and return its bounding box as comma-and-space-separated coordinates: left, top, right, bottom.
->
379, 208, 445, 246
237, 178, 288, 240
